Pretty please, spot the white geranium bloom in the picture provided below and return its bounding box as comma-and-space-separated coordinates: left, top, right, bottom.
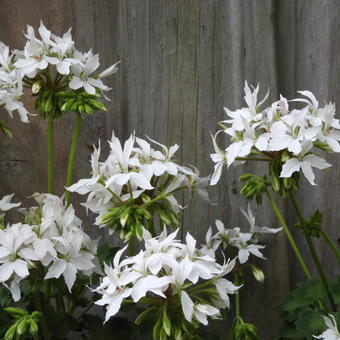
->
241, 204, 282, 239
210, 132, 227, 185
45, 230, 95, 291
0, 194, 21, 211
181, 291, 220, 325
211, 82, 340, 185
280, 152, 331, 186
314, 314, 340, 340
201, 205, 281, 265
68, 132, 209, 240
0, 194, 99, 302
94, 228, 237, 326
69, 50, 113, 95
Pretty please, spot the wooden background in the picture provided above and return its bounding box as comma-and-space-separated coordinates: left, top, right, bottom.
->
0, 0, 339, 338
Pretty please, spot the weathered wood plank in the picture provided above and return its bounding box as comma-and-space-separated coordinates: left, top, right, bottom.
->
0, 1, 339, 338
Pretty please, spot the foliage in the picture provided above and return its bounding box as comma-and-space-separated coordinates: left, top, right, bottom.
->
276, 277, 340, 339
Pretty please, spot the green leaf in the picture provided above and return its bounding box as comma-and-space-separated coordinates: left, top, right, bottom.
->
4, 307, 28, 319
135, 307, 155, 326
162, 307, 171, 336
295, 310, 325, 337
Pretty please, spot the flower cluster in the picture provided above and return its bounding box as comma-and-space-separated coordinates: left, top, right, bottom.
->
201, 205, 281, 265
14, 22, 119, 94
314, 314, 340, 340
68, 132, 209, 241
211, 82, 340, 186
0, 43, 29, 125
0, 21, 119, 125
94, 228, 238, 339
0, 193, 98, 302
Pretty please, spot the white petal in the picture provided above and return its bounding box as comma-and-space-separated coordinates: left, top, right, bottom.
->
63, 263, 77, 291
181, 291, 194, 322
13, 260, 29, 278
45, 260, 67, 279
238, 249, 249, 264
300, 163, 316, 185
69, 77, 83, 90
280, 158, 301, 178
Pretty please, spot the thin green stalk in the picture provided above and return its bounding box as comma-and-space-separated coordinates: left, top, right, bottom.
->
56, 279, 66, 313
65, 114, 82, 206
234, 273, 241, 319
47, 119, 54, 194
32, 271, 50, 339
321, 229, 340, 264
264, 188, 312, 279
289, 192, 336, 312
128, 238, 136, 256
236, 157, 272, 162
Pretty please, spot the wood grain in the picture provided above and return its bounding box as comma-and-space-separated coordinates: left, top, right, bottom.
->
0, 0, 339, 338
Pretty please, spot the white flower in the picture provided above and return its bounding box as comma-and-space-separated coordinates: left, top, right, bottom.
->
210, 132, 227, 185
240, 204, 282, 239
280, 143, 331, 185
45, 230, 95, 291
0, 194, 99, 302
69, 50, 113, 95
314, 314, 340, 340
68, 132, 209, 240
201, 205, 281, 265
181, 291, 220, 325
0, 194, 21, 211
94, 228, 237, 326
211, 82, 340, 185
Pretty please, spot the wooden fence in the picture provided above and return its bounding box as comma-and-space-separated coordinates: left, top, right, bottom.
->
0, 1, 339, 338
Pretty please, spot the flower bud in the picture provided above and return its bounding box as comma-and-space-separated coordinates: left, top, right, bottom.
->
251, 265, 265, 282
32, 81, 41, 94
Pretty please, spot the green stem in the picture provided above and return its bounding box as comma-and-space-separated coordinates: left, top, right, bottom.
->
236, 157, 272, 162
128, 238, 136, 256
32, 271, 50, 339
289, 193, 337, 312
65, 114, 82, 206
47, 119, 54, 194
56, 279, 66, 313
264, 188, 312, 279
234, 273, 241, 319
321, 229, 340, 265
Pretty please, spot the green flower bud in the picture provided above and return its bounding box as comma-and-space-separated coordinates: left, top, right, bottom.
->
32, 81, 42, 94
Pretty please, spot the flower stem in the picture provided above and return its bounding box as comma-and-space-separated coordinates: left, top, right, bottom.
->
234, 273, 241, 319
128, 238, 136, 256
289, 192, 337, 312
236, 157, 272, 162
264, 188, 312, 279
320, 229, 340, 265
47, 119, 54, 194
31, 270, 50, 339
65, 114, 82, 206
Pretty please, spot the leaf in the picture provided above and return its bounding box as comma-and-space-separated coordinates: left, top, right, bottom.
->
295, 310, 325, 337
135, 306, 155, 326
162, 307, 171, 336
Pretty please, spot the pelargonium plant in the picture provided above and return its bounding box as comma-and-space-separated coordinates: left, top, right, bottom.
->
0, 21, 119, 197
202, 204, 281, 265
210, 82, 340, 332
93, 228, 238, 340
210, 82, 339, 187
201, 204, 281, 338
0, 193, 98, 302
67, 132, 209, 242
